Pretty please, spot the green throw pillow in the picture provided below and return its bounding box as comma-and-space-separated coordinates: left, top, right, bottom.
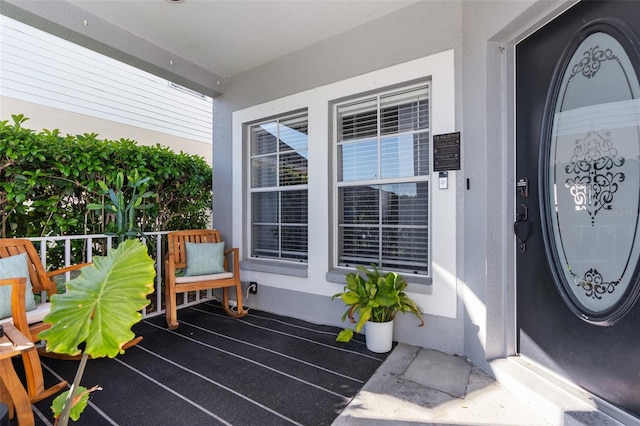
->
0, 252, 38, 319
184, 242, 226, 276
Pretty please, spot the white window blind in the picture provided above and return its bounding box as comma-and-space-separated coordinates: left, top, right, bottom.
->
336, 84, 430, 274
249, 113, 308, 262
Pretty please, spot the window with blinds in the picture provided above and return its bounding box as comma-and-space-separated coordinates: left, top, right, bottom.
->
335, 84, 430, 274
249, 113, 308, 262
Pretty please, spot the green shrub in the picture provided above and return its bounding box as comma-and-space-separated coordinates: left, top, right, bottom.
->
0, 114, 212, 262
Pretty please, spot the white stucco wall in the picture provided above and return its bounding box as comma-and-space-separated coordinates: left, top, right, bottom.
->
216, 1, 466, 355
460, 0, 576, 369
214, 0, 577, 369
232, 50, 457, 314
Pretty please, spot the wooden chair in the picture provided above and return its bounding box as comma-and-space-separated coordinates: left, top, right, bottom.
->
0, 238, 90, 344
0, 238, 142, 360
165, 229, 247, 330
0, 277, 67, 404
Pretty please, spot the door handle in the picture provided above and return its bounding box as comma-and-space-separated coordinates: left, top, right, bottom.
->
514, 204, 529, 253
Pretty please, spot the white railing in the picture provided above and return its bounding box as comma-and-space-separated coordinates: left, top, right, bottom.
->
28, 231, 217, 319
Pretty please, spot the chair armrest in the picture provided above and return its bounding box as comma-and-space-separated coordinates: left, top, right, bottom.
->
164, 253, 176, 287
0, 278, 30, 336
224, 248, 240, 276
223, 248, 239, 258
46, 263, 92, 279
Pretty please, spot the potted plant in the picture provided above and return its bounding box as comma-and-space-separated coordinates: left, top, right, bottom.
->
332, 264, 424, 353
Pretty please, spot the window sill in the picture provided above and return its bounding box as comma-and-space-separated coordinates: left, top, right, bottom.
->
326, 268, 433, 294
240, 259, 308, 278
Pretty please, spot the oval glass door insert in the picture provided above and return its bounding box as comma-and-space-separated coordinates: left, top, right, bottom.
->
541, 19, 640, 324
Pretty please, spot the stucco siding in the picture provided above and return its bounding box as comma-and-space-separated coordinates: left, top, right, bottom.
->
214, 0, 576, 365
215, 0, 464, 241
460, 0, 575, 370
215, 1, 465, 355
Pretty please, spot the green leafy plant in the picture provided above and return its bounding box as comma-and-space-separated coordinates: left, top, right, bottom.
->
39, 239, 156, 426
332, 264, 424, 342
88, 169, 156, 243
0, 115, 213, 248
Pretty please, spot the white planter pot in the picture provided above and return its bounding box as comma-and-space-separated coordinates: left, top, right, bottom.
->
365, 320, 394, 353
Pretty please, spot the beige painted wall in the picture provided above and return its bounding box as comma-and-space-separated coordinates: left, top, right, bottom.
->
1, 97, 212, 164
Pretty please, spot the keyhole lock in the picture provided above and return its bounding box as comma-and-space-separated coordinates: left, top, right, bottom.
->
517, 178, 529, 199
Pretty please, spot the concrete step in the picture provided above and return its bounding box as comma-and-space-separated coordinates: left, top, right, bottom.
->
335, 344, 553, 425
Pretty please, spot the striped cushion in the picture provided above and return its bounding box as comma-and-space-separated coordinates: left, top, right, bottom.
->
184, 242, 225, 276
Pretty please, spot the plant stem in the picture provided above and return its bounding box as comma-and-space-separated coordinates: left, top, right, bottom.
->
58, 352, 89, 426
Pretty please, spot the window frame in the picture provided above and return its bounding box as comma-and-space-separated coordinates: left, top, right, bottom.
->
332, 82, 432, 277
247, 112, 309, 264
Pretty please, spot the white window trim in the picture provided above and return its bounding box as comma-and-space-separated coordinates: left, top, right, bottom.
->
232, 50, 456, 319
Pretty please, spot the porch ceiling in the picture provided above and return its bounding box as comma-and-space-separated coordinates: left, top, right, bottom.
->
1, 0, 418, 96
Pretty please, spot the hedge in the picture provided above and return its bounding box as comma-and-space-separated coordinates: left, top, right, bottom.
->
0, 114, 213, 241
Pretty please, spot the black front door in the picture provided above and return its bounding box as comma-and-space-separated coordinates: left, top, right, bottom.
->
516, 0, 640, 417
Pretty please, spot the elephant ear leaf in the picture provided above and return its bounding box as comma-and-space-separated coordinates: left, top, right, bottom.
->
39, 239, 156, 358
51, 386, 100, 421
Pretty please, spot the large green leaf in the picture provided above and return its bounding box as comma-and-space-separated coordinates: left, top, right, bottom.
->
39, 239, 156, 358
340, 291, 361, 305
354, 305, 372, 332
52, 386, 98, 421
336, 329, 354, 342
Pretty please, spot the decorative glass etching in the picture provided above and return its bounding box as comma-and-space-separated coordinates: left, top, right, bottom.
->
564, 129, 625, 225
542, 24, 640, 324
